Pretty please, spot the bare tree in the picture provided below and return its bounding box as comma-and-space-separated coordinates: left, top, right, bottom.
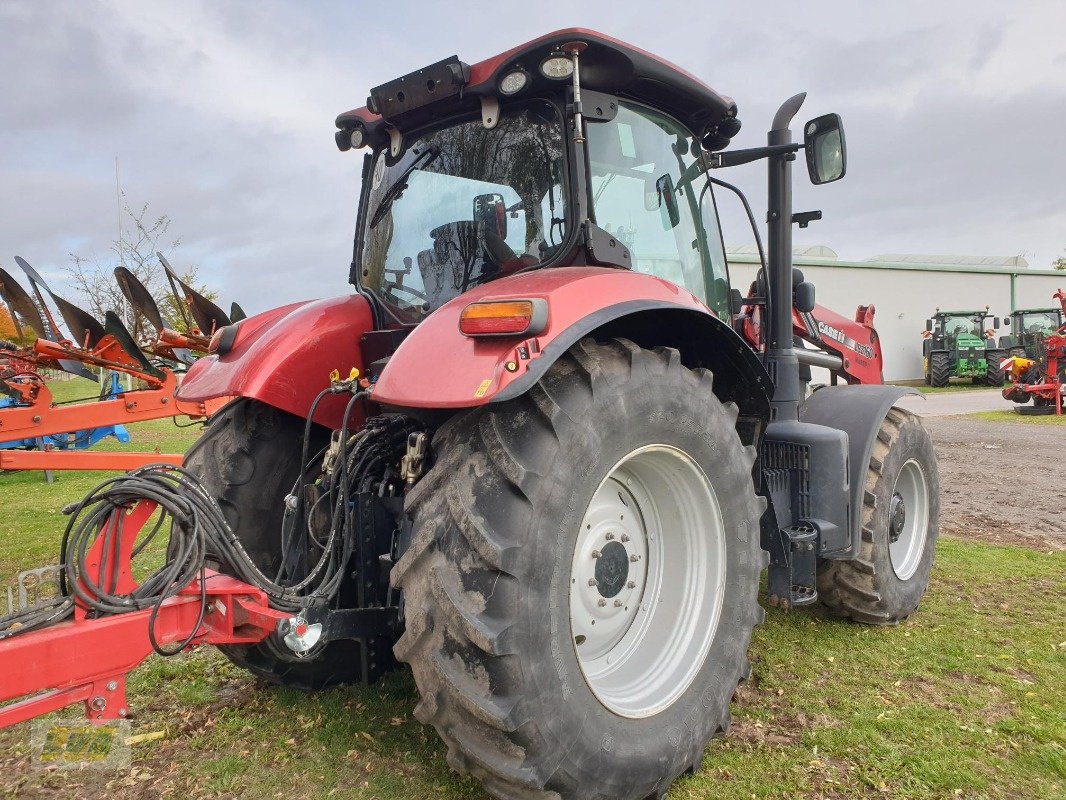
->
67, 198, 216, 334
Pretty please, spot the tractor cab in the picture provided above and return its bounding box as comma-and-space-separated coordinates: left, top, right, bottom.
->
336, 29, 839, 337
1000, 307, 1065, 360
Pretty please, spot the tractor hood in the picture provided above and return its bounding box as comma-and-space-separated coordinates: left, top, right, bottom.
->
335, 28, 741, 154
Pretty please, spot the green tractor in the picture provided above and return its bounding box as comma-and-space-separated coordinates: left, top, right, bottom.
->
922, 309, 1005, 387
998, 306, 1065, 361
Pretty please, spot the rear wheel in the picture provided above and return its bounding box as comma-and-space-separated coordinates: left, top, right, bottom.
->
1009, 346, 1027, 360
392, 339, 765, 800
818, 408, 939, 624
185, 398, 396, 688
929, 352, 952, 388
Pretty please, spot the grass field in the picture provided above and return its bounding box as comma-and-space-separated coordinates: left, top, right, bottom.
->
971, 410, 1066, 425
2, 382, 1064, 799
893, 380, 1001, 395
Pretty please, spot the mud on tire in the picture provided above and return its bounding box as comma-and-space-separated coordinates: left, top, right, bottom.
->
392, 338, 766, 800
818, 407, 940, 625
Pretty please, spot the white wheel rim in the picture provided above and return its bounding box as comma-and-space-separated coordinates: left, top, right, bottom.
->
888, 458, 930, 580
569, 444, 726, 718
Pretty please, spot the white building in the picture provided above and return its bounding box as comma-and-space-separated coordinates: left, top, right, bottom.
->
726, 250, 1064, 382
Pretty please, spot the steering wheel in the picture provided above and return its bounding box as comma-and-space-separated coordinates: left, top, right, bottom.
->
383, 284, 428, 307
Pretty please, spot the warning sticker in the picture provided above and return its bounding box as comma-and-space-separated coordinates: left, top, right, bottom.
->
474, 379, 492, 398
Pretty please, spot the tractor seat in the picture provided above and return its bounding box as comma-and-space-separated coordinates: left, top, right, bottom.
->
416, 221, 491, 309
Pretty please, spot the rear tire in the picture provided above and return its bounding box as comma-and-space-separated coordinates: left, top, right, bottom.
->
185, 398, 396, 689
818, 408, 939, 624
1009, 346, 1027, 360
392, 339, 765, 800
929, 352, 952, 388
985, 349, 1006, 385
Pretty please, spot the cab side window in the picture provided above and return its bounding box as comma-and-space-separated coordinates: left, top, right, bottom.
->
586, 102, 730, 318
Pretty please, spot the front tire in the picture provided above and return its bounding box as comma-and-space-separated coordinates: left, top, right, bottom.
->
985, 349, 1006, 385
818, 408, 940, 624
392, 339, 765, 800
929, 352, 952, 387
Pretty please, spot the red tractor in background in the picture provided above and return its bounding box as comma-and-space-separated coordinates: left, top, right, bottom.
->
1, 30, 939, 800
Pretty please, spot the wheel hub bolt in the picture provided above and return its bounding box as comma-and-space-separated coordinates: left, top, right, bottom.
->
620, 534, 630, 543
591, 550, 601, 559
587, 578, 598, 587
627, 580, 636, 589
597, 598, 607, 607
613, 599, 623, 607
605, 532, 615, 540
629, 554, 639, 562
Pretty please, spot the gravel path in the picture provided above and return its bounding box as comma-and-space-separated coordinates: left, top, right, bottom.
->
922, 415, 1065, 550
895, 389, 1007, 417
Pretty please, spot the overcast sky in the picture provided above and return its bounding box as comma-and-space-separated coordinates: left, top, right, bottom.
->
1, 0, 1063, 315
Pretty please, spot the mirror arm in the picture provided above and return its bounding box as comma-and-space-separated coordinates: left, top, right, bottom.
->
708, 143, 800, 169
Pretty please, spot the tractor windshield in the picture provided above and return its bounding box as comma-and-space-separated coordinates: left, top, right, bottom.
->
1019, 311, 1060, 335
359, 100, 568, 320
941, 316, 980, 338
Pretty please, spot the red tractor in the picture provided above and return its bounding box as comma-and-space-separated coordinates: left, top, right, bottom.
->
3, 30, 940, 800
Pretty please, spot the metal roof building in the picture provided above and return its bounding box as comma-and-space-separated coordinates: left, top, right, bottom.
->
726, 251, 1064, 381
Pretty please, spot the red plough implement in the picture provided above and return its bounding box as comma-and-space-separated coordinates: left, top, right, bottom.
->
0, 468, 300, 727
0, 259, 233, 471
1001, 289, 1066, 415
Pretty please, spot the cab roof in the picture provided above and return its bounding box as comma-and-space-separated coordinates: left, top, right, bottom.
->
336, 28, 740, 152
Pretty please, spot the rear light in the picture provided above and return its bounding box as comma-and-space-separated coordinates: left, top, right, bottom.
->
459, 299, 547, 337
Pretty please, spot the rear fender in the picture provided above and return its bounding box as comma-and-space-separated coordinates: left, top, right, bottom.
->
799, 384, 919, 557
371, 267, 772, 430
177, 294, 375, 428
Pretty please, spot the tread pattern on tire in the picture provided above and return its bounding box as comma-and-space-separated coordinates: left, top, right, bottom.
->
817, 408, 938, 625
391, 338, 765, 800
984, 349, 1006, 386
929, 352, 953, 388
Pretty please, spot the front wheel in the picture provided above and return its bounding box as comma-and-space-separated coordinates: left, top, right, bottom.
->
818, 407, 940, 624
929, 352, 952, 387
985, 349, 1007, 385
392, 338, 765, 800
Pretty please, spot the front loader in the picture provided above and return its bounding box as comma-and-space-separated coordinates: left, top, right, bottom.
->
1, 30, 939, 800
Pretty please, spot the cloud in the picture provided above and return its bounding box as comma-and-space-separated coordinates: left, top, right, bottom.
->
1, 0, 1063, 319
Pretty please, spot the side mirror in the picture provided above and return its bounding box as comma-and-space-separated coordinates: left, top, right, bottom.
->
925, 319, 934, 332
803, 113, 846, 185
656, 174, 681, 230
473, 192, 507, 239
993, 317, 1001, 329
795, 281, 816, 313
